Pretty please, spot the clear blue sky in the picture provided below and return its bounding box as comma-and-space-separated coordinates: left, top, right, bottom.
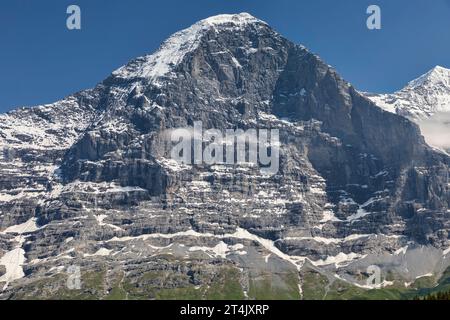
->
1, 0, 450, 112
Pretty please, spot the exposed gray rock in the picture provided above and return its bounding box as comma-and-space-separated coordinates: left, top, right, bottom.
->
0, 13, 449, 299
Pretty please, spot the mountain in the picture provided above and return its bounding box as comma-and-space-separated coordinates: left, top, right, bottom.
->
365, 66, 450, 152
0, 13, 449, 300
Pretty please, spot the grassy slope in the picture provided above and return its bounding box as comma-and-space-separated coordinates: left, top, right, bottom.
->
7, 262, 450, 300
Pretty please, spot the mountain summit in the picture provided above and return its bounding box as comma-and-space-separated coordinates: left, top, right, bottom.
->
0, 14, 449, 299
112, 13, 267, 82
408, 65, 450, 89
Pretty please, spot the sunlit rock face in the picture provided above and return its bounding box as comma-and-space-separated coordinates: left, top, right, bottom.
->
0, 13, 449, 299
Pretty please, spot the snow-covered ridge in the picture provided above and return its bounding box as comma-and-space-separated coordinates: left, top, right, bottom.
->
365, 65, 450, 120
407, 66, 450, 90
112, 13, 266, 82
0, 95, 98, 151
364, 65, 450, 151
200, 12, 265, 26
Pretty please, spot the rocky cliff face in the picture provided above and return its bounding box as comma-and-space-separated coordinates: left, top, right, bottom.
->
0, 13, 449, 299
365, 66, 450, 153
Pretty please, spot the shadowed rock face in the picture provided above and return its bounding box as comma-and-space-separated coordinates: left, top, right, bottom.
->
0, 13, 449, 299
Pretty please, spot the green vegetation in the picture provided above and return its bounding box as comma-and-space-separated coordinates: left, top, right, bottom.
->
300, 266, 450, 300
416, 290, 450, 300
204, 268, 245, 300
8, 262, 450, 300
300, 270, 329, 300
107, 266, 246, 300
248, 272, 301, 300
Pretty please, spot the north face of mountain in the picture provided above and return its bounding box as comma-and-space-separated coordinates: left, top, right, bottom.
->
0, 13, 449, 299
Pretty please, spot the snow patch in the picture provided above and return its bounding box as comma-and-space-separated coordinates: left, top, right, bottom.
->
188, 241, 246, 258
107, 227, 306, 271
0, 237, 26, 290
443, 246, 450, 256
84, 248, 112, 257
395, 246, 408, 255
346, 208, 372, 222
311, 252, 366, 267
2, 218, 39, 235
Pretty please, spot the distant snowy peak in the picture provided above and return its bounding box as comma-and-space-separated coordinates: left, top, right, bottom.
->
112, 13, 268, 82
365, 66, 450, 120
407, 65, 450, 90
